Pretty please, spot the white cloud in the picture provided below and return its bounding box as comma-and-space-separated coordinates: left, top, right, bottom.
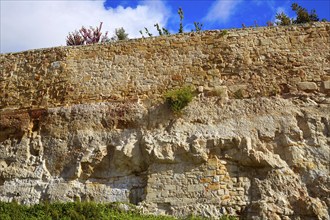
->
204, 0, 243, 23
0, 0, 170, 53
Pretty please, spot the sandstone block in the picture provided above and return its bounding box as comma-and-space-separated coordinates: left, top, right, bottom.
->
259, 38, 271, 46
208, 158, 218, 166
217, 169, 227, 175
219, 160, 227, 165
165, 185, 176, 191
161, 191, 169, 197
220, 184, 227, 189
187, 184, 204, 192
200, 177, 212, 183
322, 81, 330, 91
297, 82, 318, 91
207, 183, 220, 191
146, 192, 160, 200
204, 170, 216, 177
229, 191, 237, 196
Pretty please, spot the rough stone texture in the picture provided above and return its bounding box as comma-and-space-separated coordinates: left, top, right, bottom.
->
1, 22, 330, 110
0, 23, 330, 219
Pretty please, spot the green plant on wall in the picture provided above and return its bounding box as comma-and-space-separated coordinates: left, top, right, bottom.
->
178, 8, 184, 33
154, 23, 170, 36
220, 30, 228, 37
165, 86, 194, 113
192, 22, 203, 32
233, 89, 244, 99
111, 27, 129, 41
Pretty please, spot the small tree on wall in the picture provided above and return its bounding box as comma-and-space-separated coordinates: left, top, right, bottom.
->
66, 22, 109, 46
111, 27, 129, 41
275, 3, 320, 26
275, 12, 292, 26
292, 3, 319, 24
139, 8, 203, 37
178, 7, 184, 33
66, 31, 85, 46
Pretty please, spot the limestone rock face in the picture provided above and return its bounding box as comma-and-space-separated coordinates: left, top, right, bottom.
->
0, 96, 329, 219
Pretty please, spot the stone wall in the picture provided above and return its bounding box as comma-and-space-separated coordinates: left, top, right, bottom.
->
144, 158, 251, 216
1, 22, 329, 110
0, 23, 330, 219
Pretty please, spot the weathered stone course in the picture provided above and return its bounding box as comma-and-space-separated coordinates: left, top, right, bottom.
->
1, 23, 329, 110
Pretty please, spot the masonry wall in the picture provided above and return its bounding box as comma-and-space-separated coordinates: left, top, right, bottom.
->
145, 158, 251, 216
1, 22, 330, 110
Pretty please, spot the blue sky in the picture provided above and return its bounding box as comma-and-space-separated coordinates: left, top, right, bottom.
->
105, 0, 330, 31
1, 0, 329, 53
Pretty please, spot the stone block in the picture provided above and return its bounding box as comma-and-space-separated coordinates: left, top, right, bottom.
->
322, 81, 330, 91
200, 177, 212, 183
229, 191, 238, 196
204, 170, 216, 177
182, 198, 197, 204
220, 184, 227, 189
145, 191, 160, 200
227, 33, 239, 37
259, 38, 271, 46
219, 160, 227, 165
161, 191, 169, 197
208, 158, 218, 167
213, 176, 220, 183
187, 184, 204, 192
297, 82, 318, 91
217, 169, 227, 175
207, 183, 220, 191
228, 84, 247, 92
238, 177, 245, 182
164, 185, 176, 191
216, 189, 224, 196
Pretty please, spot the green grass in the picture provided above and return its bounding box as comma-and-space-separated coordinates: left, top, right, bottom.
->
0, 201, 237, 220
0, 201, 173, 220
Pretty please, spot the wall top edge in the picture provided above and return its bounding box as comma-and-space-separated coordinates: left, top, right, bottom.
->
1, 22, 329, 57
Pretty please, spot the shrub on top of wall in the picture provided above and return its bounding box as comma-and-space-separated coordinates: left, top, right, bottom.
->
165, 86, 195, 114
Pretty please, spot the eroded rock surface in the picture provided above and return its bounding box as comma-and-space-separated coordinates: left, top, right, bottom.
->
1, 96, 329, 219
